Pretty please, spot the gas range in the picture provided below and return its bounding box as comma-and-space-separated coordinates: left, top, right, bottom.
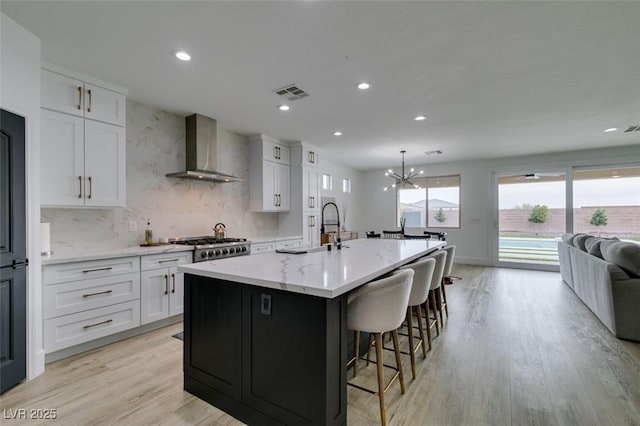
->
168, 236, 251, 262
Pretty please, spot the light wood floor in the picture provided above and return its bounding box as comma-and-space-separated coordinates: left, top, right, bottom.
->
2, 265, 639, 425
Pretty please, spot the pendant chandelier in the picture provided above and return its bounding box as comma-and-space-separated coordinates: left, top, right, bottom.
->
383, 150, 424, 191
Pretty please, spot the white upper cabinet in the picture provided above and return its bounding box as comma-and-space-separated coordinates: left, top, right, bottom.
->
42, 68, 126, 127
40, 64, 127, 208
302, 146, 319, 168
249, 134, 291, 212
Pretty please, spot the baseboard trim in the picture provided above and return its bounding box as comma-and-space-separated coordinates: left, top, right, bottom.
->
45, 315, 183, 363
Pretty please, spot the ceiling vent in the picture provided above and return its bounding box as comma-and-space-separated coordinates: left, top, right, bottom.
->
425, 150, 443, 155
624, 125, 640, 132
274, 84, 309, 101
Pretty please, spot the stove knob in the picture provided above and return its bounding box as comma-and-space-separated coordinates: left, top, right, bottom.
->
241, 246, 247, 252
200, 251, 208, 259
222, 248, 228, 255
215, 249, 222, 256
231, 247, 238, 254
208, 250, 215, 257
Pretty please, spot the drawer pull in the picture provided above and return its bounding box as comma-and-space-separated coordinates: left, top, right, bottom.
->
77, 86, 82, 110
82, 267, 113, 273
83, 319, 113, 329
78, 176, 83, 198
164, 275, 169, 295
171, 273, 176, 293
87, 88, 92, 112
157, 258, 180, 264
82, 290, 113, 298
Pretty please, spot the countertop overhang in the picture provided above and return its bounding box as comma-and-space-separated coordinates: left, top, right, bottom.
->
179, 238, 445, 298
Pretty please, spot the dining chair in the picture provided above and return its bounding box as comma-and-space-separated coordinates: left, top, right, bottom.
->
382, 230, 403, 239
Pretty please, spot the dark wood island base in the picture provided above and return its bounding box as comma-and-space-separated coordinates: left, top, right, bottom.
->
184, 274, 348, 425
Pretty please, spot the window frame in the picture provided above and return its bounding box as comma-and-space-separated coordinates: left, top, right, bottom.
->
396, 174, 461, 229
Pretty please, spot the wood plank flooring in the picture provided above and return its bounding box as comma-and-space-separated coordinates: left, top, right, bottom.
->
1, 265, 639, 425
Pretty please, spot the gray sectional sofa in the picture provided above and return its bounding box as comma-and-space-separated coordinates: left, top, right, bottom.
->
558, 234, 640, 342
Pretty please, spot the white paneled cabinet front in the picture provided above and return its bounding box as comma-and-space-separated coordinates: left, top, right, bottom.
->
303, 167, 320, 211
41, 110, 125, 207
41, 65, 127, 208
250, 135, 291, 212
304, 213, 320, 248
43, 256, 141, 352
41, 68, 126, 126
140, 252, 191, 324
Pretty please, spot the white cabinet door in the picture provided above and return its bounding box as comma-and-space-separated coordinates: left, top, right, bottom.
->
41, 109, 85, 206
302, 146, 319, 167
262, 161, 278, 210
276, 163, 290, 211
262, 139, 290, 165
304, 214, 320, 248
41, 69, 84, 118
84, 120, 126, 207
168, 266, 184, 317
140, 269, 170, 324
303, 167, 319, 211
84, 83, 126, 127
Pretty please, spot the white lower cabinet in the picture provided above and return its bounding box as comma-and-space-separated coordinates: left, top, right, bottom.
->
140, 252, 191, 324
304, 213, 320, 248
43, 256, 141, 353
275, 238, 304, 250
251, 241, 276, 254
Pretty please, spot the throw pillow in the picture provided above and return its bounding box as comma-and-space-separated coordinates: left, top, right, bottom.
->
567, 233, 586, 247
561, 233, 574, 244
602, 242, 640, 278
585, 237, 605, 258
573, 234, 593, 252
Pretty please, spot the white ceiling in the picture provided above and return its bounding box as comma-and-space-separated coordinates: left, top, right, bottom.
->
2, 1, 639, 170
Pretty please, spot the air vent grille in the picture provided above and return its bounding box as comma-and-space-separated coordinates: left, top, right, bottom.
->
274, 84, 309, 101
624, 125, 640, 132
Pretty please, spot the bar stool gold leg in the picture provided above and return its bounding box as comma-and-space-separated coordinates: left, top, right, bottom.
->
441, 281, 449, 317
430, 291, 440, 336
415, 305, 427, 358
375, 333, 387, 426
406, 308, 417, 379
423, 301, 432, 350
353, 330, 360, 378
391, 330, 405, 394
437, 288, 445, 325
366, 333, 373, 366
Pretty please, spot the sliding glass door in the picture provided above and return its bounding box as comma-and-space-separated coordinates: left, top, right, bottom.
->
497, 172, 566, 267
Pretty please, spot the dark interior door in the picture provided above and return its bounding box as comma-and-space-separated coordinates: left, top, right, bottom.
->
0, 109, 28, 394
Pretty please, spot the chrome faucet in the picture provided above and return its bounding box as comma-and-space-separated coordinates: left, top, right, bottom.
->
320, 202, 341, 249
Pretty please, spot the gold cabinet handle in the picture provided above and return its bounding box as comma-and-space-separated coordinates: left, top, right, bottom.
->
88, 176, 92, 199
164, 274, 169, 295
171, 273, 176, 293
77, 86, 82, 110
83, 319, 112, 329
82, 266, 113, 273
82, 290, 113, 298
87, 89, 92, 112
78, 176, 83, 198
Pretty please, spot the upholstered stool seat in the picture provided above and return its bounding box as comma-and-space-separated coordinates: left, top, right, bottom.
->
347, 268, 414, 426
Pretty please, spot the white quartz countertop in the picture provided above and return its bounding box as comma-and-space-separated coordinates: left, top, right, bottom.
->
41, 244, 194, 265
179, 239, 445, 298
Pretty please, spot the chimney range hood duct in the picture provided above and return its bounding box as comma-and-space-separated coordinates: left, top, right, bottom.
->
166, 114, 243, 183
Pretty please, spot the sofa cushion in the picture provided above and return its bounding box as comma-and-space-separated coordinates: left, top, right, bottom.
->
585, 237, 605, 258
602, 242, 640, 278
561, 233, 574, 244
574, 234, 593, 251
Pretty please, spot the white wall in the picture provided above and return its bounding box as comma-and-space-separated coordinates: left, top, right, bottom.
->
1, 13, 44, 379
362, 145, 640, 265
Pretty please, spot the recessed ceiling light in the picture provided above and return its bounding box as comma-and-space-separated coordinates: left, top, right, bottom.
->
175, 51, 191, 61
414, 115, 427, 121
356, 81, 372, 90
603, 127, 618, 133
278, 105, 290, 111
333, 131, 342, 136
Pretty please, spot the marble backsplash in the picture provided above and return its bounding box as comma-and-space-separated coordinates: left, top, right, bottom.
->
42, 100, 279, 251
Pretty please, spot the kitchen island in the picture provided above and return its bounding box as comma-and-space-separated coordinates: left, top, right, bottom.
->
179, 238, 445, 426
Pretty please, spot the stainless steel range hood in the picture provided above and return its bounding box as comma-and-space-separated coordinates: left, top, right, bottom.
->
166, 114, 243, 182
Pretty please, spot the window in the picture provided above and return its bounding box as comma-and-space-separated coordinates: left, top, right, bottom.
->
322, 174, 333, 191
397, 175, 460, 228
573, 166, 640, 240
342, 178, 351, 193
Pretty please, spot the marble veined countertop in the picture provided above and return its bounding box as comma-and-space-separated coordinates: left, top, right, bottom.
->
41, 244, 194, 265
179, 238, 445, 298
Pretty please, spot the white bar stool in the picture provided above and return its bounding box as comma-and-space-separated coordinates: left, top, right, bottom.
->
398, 256, 436, 378
347, 268, 414, 426
440, 245, 456, 317
425, 249, 447, 334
